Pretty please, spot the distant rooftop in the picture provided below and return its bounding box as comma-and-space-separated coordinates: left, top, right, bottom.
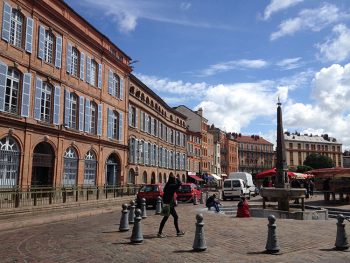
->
233, 134, 273, 145
284, 133, 341, 144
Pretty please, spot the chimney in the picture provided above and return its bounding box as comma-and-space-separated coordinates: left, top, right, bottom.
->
197, 107, 203, 116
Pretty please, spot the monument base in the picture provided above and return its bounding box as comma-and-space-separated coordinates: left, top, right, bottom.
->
250, 207, 328, 220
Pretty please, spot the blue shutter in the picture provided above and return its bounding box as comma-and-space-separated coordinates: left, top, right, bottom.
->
53, 86, 61, 125
151, 117, 154, 135
119, 77, 124, 100
21, 73, 32, 117
107, 108, 112, 138
38, 25, 45, 59
34, 77, 42, 120
84, 98, 90, 132
0, 61, 8, 111
128, 104, 132, 126
1, 2, 11, 42
98, 63, 102, 89
155, 145, 158, 166
25, 17, 34, 53
66, 43, 72, 74
55, 36, 62, 68
86, 56, 91, 84
80, 52, 85, 81
97, 104, 102, 136
78, 96, 84, 131
64, 89, 70, 127
144, 142, 148, 165
108, 69, 113, 95
119, 111, 123, 141
134, 139, 138, 164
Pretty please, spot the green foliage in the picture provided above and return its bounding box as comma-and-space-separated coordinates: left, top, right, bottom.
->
296, 165, 313, 173
303, 153, 334, 169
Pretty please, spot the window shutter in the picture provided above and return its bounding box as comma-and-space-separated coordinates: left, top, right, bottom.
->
151, 117, 154, 136
64, 89, 71, 127
34, 77, 42, 120
53, 85, 61, 125
80, 52, 85, 80
144, 142, 148, 165
108, 69, 113, 95
97, 104, 102, 136
1, 2, 11, 42
119, 77, 124, 100
38, 25, 45, 59
155, 145, 158, 166
128, 104, 132, 126
118, 111, 123, 141
134, 139, 138, 164
55, 36, 62, 68
135, 108, 139, 129
25, 17, 34, 53
0, 61, 8, 111
107, 108, 112, 138
21, 73, 32, 117
140, 111, 144, 131
78, 96, 84, 131
84, 98, 90, 132
86, 56, 91, 84
97, 63, 102, 89
66, 43, 72, 74
145, 113, 148, 132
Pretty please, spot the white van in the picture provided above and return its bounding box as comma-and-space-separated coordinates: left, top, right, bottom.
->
228, 172, 256, 196
222, 178, 250, 201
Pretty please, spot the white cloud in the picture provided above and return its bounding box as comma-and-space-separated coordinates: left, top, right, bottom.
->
199, 59, 268, 76
276, 57, 302, 70
270, 3, 347, 40
317, 24, 350, 63
180, 2, 191, 11
263, 0, 304, 20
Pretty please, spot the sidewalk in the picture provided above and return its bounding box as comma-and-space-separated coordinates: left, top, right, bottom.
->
0, 196, 350, 262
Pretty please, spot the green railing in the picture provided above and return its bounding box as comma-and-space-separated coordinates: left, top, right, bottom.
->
0, 185, 142, 209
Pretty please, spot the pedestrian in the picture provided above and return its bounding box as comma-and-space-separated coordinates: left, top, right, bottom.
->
206, 193, 221, 212
236, 196, 250, 218
305, 180, 310, 199
157, 174, 185, 238
309, 179, 314, 197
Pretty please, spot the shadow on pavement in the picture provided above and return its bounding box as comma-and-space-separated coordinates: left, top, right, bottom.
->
173, 249, 204, 253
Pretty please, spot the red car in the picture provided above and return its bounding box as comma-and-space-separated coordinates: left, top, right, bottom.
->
176, 183, 201, 203
136, 184, 164, 208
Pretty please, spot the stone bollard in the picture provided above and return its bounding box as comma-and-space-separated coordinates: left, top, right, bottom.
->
265, 215, 280, 253
193, 213, 207, 251
193, 193, 198, 205
130, 208, 143, 244
119, 203, 130, 232
129, 200, 136, 224
141, 198, 147, 219
200, 191, 204, 204
335, 214, 349, 250
205, 191, 209, 203
155, 196, 162, 215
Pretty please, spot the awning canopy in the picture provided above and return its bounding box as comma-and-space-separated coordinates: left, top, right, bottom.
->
187, 174, 204, 181
256, 168, 313, 180
221, 174, 228, 177
211, 174, 222, 180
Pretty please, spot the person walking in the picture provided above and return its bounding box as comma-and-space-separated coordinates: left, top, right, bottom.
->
157, 175, 185, 238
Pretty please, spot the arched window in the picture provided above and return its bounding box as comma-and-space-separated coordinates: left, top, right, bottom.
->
128, 169, 135, 184
44, 30, 55, 64
84, 150, 96, 186
63, 146, 78, 186
5, 68, 20, 114
0, 136, 20, 187
142, 171, 147, 184
10, 9, 23, 48
40, 82, 53, 123
158, 173, 162, 183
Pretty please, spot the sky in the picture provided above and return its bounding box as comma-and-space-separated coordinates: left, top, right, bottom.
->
65, 0, 350, 150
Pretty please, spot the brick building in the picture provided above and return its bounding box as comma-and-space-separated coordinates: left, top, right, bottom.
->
186, 130, 201, 177
0, 0, 131, 187
128, 74, 187, 184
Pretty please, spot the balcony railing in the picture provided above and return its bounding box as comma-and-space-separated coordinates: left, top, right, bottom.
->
0, 185, 142, 209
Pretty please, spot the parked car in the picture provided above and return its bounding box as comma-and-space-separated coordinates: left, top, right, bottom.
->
176, 183, 201, 203
136, 184, 164, 208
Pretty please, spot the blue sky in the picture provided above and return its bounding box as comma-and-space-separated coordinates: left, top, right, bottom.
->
66, 0, 350, 149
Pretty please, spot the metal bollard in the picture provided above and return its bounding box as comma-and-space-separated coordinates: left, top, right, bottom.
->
141, 198, 147, 219
193, 193, 198, 205
265, 215, 280, 253
205, 191, 209, 203
129, 200, 136, 224
130, 208, 143, 244
200, 191, 204, 204
119, 204, 129, 232
192, 213, 207, 251
155, 196, 162, 215
335, 214, 349, 250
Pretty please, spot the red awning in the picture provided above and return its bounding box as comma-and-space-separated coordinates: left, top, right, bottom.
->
187, 174, 204, 181
256, 168, 312, 180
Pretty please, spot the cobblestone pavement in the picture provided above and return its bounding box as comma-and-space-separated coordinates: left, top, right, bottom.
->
0, 196, 350, 263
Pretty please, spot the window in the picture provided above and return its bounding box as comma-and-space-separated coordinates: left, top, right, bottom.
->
66, 93, 78, 129
44, 30, 54, 64
84, 150, 96, 186
129, 138, 137, 164
147, 115, 152, 134
70, 47, 79, 77
112, 73, 120, 97
107, 110, 120, 140
40, 82, 53, 123
5, 68, 20, 114
63, 147, 78, 186
10, 9, 23, 48
129, 105, 137, 128
90, 60, 97, 86
0, 136, 20, 187
89, 102, 97, 134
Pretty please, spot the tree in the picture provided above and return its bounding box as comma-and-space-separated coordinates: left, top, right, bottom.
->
303, 153, 334, 169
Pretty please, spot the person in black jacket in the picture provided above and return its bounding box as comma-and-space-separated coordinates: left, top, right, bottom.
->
157, 175, 185, 238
